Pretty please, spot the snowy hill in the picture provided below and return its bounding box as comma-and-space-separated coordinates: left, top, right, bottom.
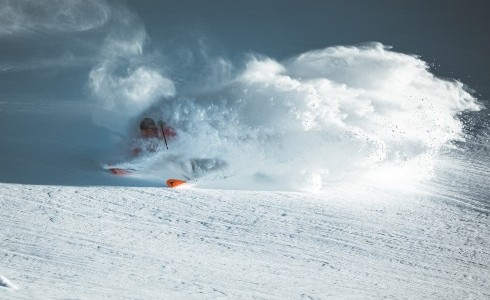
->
1, 181, 488, 299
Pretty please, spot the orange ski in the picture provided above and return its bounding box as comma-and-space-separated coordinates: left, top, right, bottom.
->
166, 178, 187, 188
109, 168, 131, 175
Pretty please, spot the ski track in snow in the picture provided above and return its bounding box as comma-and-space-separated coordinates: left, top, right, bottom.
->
0, 183, 488, 299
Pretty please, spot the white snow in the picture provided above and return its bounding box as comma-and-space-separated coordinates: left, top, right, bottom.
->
1, 181, 488, 299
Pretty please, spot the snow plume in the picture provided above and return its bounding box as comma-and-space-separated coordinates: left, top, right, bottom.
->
159, 43, 479, 190
166, 37, 234, 93
88, 7, 175, 133
0, 0, 110, 35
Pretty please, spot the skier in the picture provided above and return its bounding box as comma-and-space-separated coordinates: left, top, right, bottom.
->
108, 116, 225, 177
132, 117, 177, 156
106, 117, 178, 176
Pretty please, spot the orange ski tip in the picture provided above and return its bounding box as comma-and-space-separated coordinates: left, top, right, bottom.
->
109, 168, 130, 175
166, 178, 187, 188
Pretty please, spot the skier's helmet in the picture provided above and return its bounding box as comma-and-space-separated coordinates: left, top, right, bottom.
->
140, 117, 157, 130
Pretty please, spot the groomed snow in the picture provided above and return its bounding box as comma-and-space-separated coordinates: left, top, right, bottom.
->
1, 182, 488, 299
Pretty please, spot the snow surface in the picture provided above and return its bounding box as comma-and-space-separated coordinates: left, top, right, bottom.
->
1, 182, 488, 299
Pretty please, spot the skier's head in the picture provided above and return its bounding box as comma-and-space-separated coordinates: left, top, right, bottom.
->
140, 117, 158, 138
140, 117, 157, 130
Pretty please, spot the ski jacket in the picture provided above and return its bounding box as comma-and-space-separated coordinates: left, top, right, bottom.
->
131, 124, 177, 156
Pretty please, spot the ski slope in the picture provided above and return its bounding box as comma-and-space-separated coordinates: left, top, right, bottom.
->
1, 182, 488, 299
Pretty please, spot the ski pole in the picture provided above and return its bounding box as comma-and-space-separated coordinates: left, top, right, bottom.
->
158, 121, 169, 150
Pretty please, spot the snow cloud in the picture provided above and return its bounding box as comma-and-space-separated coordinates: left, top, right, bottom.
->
160, 43, 480, 190
87, 5, 175, 132
0, 0, 110, 35
225, 43, 480, 188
